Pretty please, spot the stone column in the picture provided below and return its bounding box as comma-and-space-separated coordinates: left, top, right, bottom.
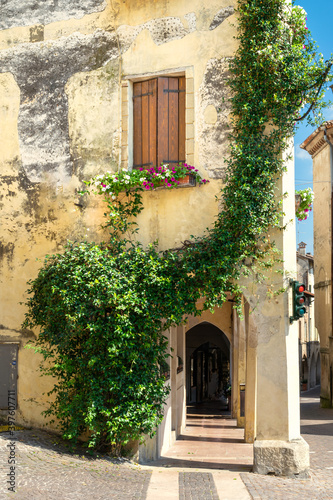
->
252, 149, 310, 477
244, 301, 257, 443
237, 302, 246, 428
231, 309, 239, 420
176, 325, 186, 436
170, 326, 177, 443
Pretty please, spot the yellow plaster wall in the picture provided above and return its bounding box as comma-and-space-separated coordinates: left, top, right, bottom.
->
0, 73, 20, 169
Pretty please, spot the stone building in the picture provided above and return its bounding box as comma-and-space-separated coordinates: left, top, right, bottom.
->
297, 242, 320, 391
301, 121, 333, 407
0, 0, 309, 475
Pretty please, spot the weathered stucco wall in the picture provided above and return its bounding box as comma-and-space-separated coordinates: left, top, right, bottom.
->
0, 0, 237, 429
0, 0, 106, 30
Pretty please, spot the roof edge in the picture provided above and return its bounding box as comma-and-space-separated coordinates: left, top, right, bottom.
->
300, 120, 333, 158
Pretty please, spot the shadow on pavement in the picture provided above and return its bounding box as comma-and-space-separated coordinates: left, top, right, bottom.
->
148, 456, 253, 471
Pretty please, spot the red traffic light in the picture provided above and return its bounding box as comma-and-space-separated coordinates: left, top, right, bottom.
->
290, 280, 307, 323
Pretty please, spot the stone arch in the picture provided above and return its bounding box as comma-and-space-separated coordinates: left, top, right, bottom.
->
185, 304, 233, 344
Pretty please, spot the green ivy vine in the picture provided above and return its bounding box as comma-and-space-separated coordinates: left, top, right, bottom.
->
23, 0, 332, 452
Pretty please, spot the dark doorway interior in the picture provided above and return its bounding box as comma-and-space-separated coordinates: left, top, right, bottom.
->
186, 323, 230, 411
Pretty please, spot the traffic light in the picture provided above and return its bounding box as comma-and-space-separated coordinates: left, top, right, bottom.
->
290, 280, 306, 323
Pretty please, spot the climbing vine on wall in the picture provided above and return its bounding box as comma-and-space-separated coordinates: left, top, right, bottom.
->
23, 0, 333, 452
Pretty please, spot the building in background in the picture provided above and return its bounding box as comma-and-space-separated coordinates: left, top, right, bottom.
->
301, 122, 333, 407
297, 242, 320, 391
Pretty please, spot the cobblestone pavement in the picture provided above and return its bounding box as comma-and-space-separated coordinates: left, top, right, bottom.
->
241, 386, 333, 499
0, 429, 151, 499
1, 387, 332, 499
179, 472, 219, 500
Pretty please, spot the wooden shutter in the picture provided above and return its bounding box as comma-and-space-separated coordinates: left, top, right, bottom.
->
133, 79, 157, 169
133, 76, 185, 169
157, 77, 185, 167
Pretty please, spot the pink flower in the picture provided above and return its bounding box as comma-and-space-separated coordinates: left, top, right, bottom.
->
101, 183, 106, 187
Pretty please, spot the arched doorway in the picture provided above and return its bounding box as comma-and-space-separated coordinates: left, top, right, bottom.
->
186, 322, 231, 409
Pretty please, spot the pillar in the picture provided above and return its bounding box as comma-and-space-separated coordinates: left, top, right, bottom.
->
252, 148, 310, 477
244, 301, 257, 443
231, 309, 239, 420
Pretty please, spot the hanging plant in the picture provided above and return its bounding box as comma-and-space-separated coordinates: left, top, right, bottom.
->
85, 163, 208, 196
83, 163, 208, 242
295, 188, 314, 221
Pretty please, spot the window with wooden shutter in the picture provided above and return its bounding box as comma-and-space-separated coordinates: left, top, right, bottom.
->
133, 76, 185, 169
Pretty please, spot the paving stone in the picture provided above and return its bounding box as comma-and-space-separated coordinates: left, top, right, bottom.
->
179, 472, 219, 500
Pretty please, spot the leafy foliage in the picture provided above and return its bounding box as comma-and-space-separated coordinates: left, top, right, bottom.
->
23, 0, 332, 451
24, 243, 173, 452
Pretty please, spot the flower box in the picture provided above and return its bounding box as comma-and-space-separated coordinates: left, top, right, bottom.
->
177, 174, 196, 187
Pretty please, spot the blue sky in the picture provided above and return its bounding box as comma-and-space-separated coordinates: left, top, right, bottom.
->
294, 1, 333, 254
